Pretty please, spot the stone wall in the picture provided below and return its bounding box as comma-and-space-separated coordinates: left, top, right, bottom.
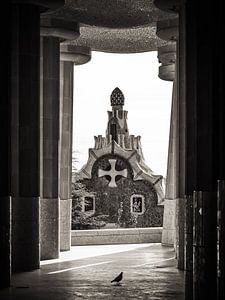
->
71, 227, 162, 245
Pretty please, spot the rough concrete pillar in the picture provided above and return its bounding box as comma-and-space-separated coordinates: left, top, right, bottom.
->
59, 45, 91, 251
40, 17, 79, 259
11, 3, 40, 272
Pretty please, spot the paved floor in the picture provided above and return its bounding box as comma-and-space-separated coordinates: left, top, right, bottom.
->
0, 243, 184, 299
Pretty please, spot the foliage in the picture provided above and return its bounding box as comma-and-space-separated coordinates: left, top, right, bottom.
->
71, 172, 109, 230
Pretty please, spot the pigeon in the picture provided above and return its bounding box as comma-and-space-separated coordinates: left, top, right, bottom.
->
111, 272, 123, 285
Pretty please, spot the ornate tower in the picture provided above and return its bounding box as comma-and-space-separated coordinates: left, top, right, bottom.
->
106, 88, 129, 146
76, 88, 164, 229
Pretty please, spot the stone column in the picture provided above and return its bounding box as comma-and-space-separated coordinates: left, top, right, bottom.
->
40, 17, 79, 260
10, 2, 40, 272
184, 1, 224, 298
9, 0, 64, 277
0, 3, 11, 285
161, 77, 178, 246
59, 45, 91, 251
156, 16, 180, 249
156, 9, 186, 270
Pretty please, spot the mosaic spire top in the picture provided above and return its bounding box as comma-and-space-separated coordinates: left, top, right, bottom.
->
110, 87, 124, 106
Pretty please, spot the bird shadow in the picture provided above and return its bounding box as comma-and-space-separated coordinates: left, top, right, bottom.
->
111, 282, 123, 287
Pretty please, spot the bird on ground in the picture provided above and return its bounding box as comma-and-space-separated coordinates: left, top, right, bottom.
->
111, 272, 123, 285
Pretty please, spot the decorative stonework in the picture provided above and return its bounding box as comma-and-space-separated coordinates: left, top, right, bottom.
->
98, 158, 127, 187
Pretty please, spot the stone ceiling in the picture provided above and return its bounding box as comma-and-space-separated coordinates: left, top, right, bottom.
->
43, 0, 176, 53
64, 24, 169, 54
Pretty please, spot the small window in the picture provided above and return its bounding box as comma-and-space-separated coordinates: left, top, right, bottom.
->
131, 195, 145, 215
82, 196, 95, 213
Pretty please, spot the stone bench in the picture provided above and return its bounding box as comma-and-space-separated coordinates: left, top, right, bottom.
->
71, 227, 162, 246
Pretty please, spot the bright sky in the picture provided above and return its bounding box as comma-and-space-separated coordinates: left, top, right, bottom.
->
73, 51, 173, 177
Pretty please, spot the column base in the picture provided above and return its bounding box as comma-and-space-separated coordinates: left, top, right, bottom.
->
0, 196, 11, 288
12, 196, 40, 272
60, 199, 72, 251
161, 199, 177, 246
176, 197, 185, 270
40, 198, 59, 260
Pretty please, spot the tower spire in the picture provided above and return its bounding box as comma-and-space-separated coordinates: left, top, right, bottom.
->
110, 87, 124, 109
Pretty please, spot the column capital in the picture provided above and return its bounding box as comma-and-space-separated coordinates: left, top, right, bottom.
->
60, 45, 91, 65
156, 15, 178, 82
156, 17, 179, 41
40, 16, 79, 41
158, 44, 176, 64
157, 44, 176, 81
154, 0, 180, 13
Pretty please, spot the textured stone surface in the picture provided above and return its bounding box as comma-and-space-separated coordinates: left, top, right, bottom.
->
40, 198, 59, 260
0, 244, 184, 299
43, 0, 175, 28
162, 199, 176, 245
64, 25, 170, 53
60, 199, 72, 251
71, 227, 162, 245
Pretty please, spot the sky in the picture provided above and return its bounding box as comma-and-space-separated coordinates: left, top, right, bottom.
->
73, 51, 173, 177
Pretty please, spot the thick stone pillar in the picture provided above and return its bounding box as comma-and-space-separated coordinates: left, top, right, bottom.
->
184, 1, 225, 298
11, 3, 40, 272
40, 34, 60, 260
0, 3, 11, 286
40, 17, 79, 259
59, 45, 91, 251
8, 0, 64, 278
